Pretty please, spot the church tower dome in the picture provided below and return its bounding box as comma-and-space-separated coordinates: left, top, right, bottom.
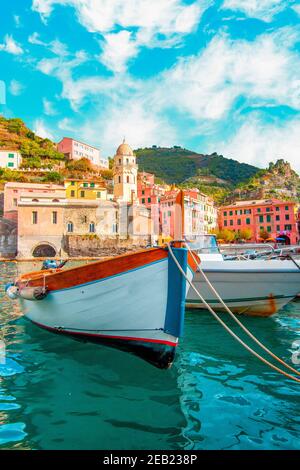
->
113, 139, 138, 202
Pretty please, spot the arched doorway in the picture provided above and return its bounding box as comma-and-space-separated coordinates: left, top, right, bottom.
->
277, 234, 291, 246
32, 244, 57, 258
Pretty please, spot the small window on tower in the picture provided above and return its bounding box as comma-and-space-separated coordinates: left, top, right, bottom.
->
127, 176, 129, 183
118, 176, 121, 183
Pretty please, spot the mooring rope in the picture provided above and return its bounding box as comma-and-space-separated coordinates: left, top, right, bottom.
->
184, 239, 300, 377
167, 243, 300, 384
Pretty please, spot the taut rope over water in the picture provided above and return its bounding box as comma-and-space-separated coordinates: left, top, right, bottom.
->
168, 243, 300, 384
184, 238, 300, 377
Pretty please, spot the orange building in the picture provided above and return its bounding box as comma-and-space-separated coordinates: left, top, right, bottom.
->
219, 199, 298, 245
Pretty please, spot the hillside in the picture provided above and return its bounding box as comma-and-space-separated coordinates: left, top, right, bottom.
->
0, 115, 113, 184
230, 159, 300, 202
135, 147, 259, 185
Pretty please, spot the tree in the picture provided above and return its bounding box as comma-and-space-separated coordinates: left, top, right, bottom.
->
238, 228, 253, 241
66, 158, 93, 172
259, 229, 270, 242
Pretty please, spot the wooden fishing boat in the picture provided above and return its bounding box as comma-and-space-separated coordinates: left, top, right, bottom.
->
6, 245, 198, 368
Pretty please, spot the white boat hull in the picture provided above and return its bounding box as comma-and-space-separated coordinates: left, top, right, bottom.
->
14, 247, 194, 368
186, 259, 300, 316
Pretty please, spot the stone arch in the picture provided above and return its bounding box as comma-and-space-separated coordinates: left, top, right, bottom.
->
32, 242, 57, 258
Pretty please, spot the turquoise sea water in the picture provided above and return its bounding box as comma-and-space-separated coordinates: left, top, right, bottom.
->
0, 261, 299, 450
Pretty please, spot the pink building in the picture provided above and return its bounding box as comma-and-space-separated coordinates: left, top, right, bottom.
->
219, 199, 298, 245
4, 182, 66, 220
57, 137, 108, 168
137, 172, 168, 236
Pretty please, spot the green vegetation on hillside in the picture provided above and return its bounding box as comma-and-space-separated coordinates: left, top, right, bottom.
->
135, 146, 258, 185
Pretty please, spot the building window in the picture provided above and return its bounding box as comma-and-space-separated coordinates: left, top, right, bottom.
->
285, 214, 290, 220
67, 222, 73, 232
83, 182, 88, 187
119, 159, 121, 164
230, 220, 233, 226
266, 215, 271, 222
244, 209, 251, 214
267, 226, 272, 232
142, 190, 145, 195
126, 158, 129, 164
285, 206, 289, 210
52, 211, 57, 224
71, 181, 75, 186
276, 225, 280, 231
32, 198, 39, 202
97, 191, 101, 198
276, 207, 279, 211
126, 176, 130, 183
90, 183, 95, 188
118, 176, 121, 184
276, 215, 280, 221
237, 219, 241, 225
7, 162, 14, 167
8, 153, 14, 158
259, 215, 264, 223
229, 211, 233, 216
13, 198, 17, 207
224, 220, 228, 227
257, 208, 261, 213
32, 211, 38, 224
246, 218, 251, 225
80, 191, 85, 198
168, 211, 171, 217
142, 198, 145, 204
223, 211, 227, 216
89, 222, 95, 233
71, 190, 75, 197
285, 225, 292, 231
148, 197, 151, 203
266, 207, 270, 212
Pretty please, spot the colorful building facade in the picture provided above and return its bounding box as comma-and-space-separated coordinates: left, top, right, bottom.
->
0, 150, 22, 169
3, 182, 66, 220
57, 137, 108, 168
219, 199, 298, 244
113, 140, 138, 203
64, 179, 107, 201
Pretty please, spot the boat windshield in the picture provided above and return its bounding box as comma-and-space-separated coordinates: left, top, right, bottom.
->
187, 235, 220, 254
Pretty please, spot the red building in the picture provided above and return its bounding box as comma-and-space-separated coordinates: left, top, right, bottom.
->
219, 199, 298, 245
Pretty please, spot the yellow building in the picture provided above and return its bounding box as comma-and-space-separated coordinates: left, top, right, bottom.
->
64, 179, 107, 201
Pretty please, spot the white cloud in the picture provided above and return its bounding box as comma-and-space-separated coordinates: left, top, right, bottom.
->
292, 4, 300, 15
154, 28, 300, 121
100, 31, 139, 73
9, 80, 25, 96
79, 99, 176, 154
14, 15, 21, 27
32, 0, 212, 71
222, 0, 290, 22
33, 119, 55, 140
43, 98, 57, 115
0, 35, 23, 55
28, 32, 47, 45
215, 116, 300, 173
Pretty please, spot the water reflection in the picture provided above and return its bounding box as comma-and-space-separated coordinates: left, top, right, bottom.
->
0, 262, 300, 449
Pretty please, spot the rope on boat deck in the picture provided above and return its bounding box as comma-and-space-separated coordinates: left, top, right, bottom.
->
184, 239, 300, 378
167, 243, 300, 384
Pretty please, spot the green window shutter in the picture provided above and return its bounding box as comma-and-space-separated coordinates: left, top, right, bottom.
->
8, 153, 14, 158
8, 162, 14, 167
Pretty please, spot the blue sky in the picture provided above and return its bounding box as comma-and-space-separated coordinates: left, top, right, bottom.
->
0, 0, 300, 171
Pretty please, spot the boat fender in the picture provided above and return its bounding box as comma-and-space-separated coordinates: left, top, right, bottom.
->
5, 283, 19, 300
19, 286, 48, 301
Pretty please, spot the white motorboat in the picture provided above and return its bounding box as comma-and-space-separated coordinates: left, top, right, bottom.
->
186, 236, 300, 316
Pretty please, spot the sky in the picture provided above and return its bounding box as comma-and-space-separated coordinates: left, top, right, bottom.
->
0, 0, 300, 171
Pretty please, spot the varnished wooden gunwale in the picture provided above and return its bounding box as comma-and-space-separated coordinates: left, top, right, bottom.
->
16, 248, 168, 292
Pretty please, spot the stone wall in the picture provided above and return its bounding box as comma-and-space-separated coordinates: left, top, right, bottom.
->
65, 235, 148, 257
0, 217, 17, 258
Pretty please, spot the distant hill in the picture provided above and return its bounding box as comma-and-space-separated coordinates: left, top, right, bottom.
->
135, 146, 259, 185
231, 159, 300, 202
